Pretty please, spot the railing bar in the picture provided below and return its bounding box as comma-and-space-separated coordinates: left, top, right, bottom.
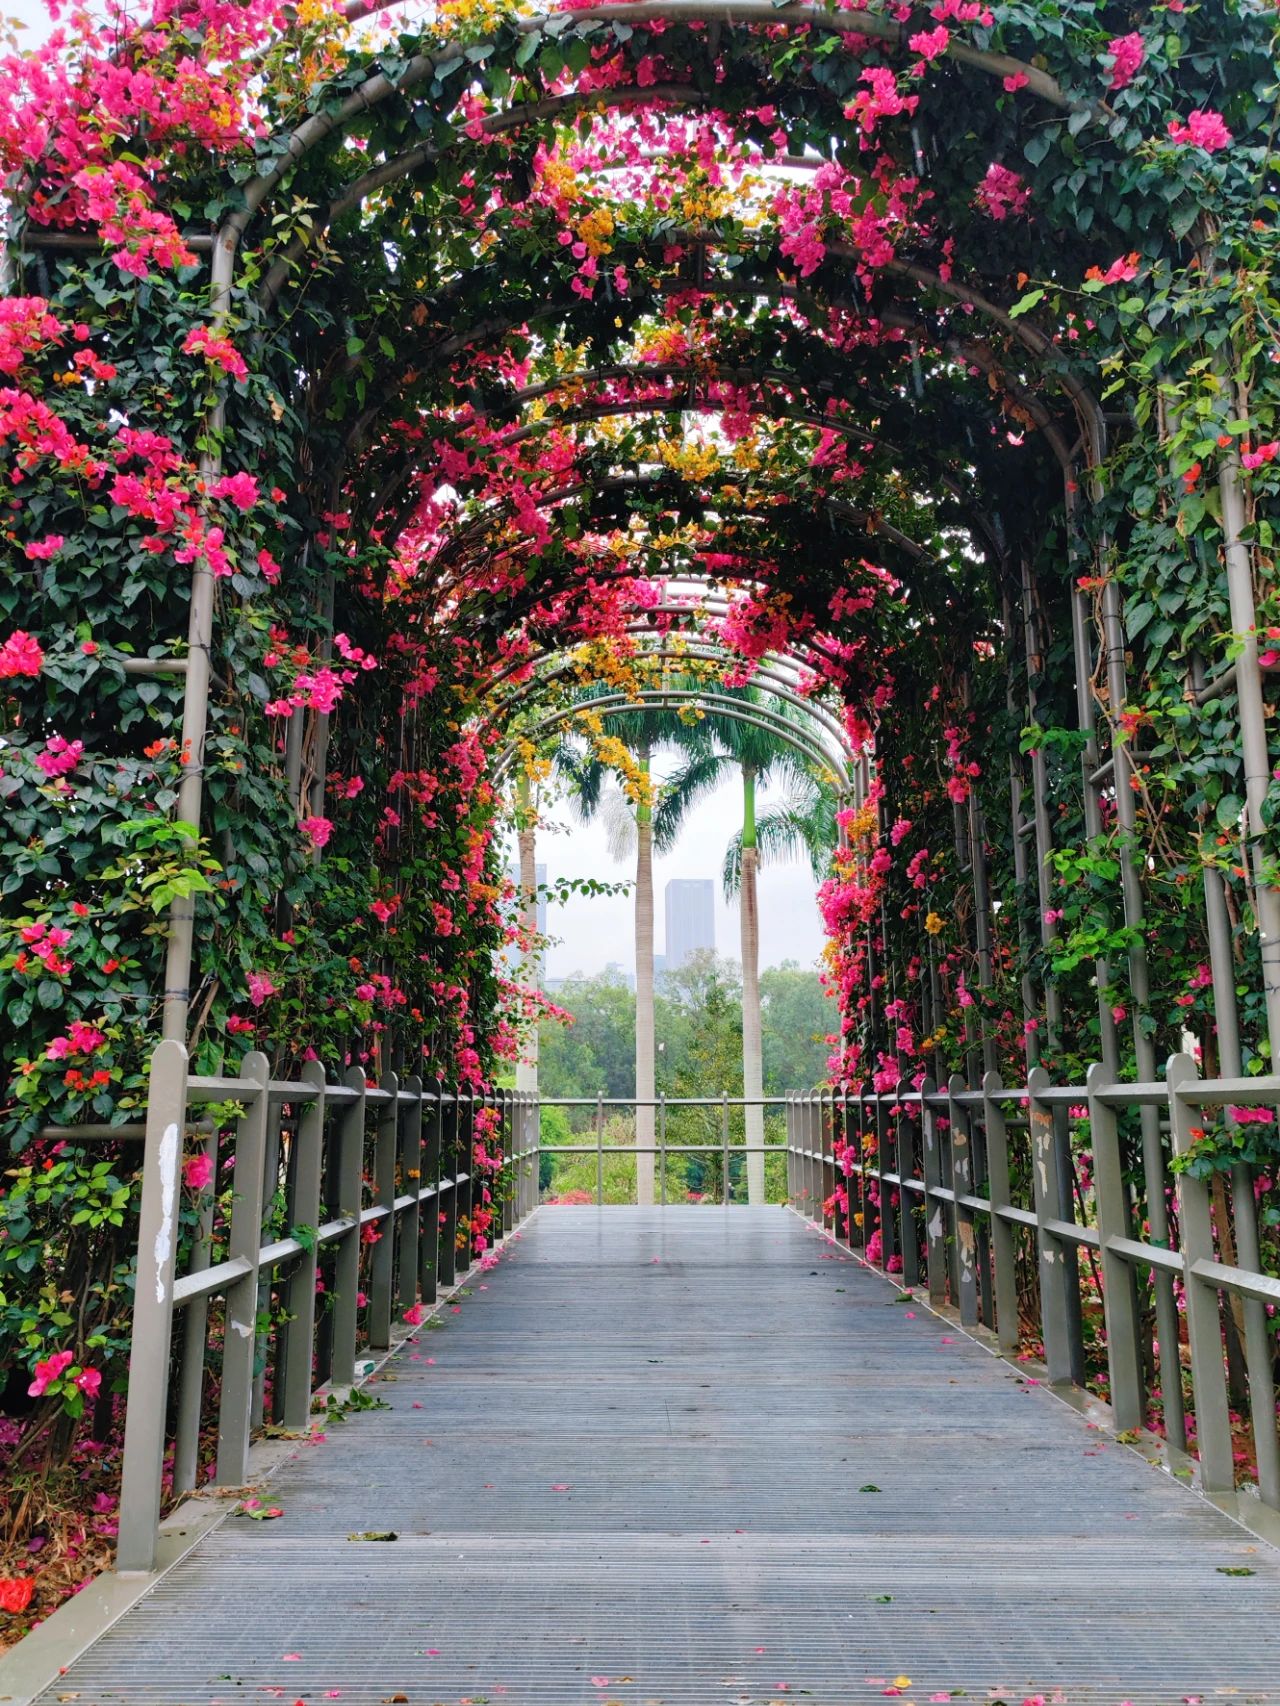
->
1189, 1257, 1280, 1304
171, 1255, 253, 1306
1106, 1234, 1186, 1275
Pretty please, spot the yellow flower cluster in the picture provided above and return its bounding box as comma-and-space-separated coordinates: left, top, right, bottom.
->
435, 0, 528, 37
575, 205, 615, 259
924, 911, 944, 936
656, 439, 723, 481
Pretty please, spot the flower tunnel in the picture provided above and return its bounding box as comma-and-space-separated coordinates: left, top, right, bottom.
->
2, 0, 1280, 1561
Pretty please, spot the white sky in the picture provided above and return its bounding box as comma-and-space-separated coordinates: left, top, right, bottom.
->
530, 773, 826, 980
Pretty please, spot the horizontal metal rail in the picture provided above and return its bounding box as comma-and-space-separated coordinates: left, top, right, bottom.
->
784, 1053, 1280, 1516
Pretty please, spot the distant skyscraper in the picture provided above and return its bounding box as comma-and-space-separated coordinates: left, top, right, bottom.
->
665, 879, 714, 971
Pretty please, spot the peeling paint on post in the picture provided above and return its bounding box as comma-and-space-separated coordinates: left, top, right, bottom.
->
117, 1041, 189, 1573
152, 1123, 179, 1304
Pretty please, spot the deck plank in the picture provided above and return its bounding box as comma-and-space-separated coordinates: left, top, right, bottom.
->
32, 1207, 1280, 1704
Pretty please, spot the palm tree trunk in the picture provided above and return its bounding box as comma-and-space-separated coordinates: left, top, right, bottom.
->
515, 772, 539, 1095
741, 764, 765, 1205
635, 743, 656, 1205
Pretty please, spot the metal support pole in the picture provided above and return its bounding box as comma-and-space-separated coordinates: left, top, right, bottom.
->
330, 1066, 367, 1389
172, 1123, 217, 1497
596, 1091, 605, 1206
1085, 1062, 1146, 1432
946, 1072, 978, 1325
659, 1091, 667, 1206
369, 1074, 398, 1349
420, 1088, 441, 1303
721, 1089, 730, 1205
1218, 443, 1280, 1063
1026, 1066, 1078, 1386
980, 1073, 1019, 1355
280, 1064, 326, 1430
117, 1041, 190, 1573
215, 1052, 272, 1486
919, 1077, 946, 1302
1166, 1054, 1236, 1493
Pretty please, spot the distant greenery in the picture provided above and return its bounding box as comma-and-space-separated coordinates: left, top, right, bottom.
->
532, 954, 833, 1204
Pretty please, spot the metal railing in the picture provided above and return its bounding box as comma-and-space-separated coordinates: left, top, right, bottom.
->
114, 1041, 540, 1571
539, 1094, 788, 1204
786, 1054, 1280, 1517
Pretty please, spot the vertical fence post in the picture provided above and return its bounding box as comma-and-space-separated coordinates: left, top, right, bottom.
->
330, 1065, 367, 1390
420, 1087, 442, 1302
947, 1073, 979, 1326
919, 1077, 946, 1303
980, 1072, 1020, 1355
280, 1062, 327, 1431
456, 1092, 474, 1276
893, 1078, 920, 1288
368, 1073, 398, 1350
438, 1091, 458, 1289
172, 1121, 217, 1498
215, 1051, 271, 1486
1166, 1053, 1235, 1492
117, 1040, 189, 1573
659, 1091, 667, 1207
721, 1090, 730, 1206
1026, 1066, 1078, 1386
873, 1089, 893, 1271
1085, 1062, 1146, 1431
500, 1091, 515, 1236
785, 1095, 794, 1202
401, 1075, 425, 1296
595, 1091, 605, 1205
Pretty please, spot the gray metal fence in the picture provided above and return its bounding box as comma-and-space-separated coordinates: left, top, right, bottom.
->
114, 1040, 540, 1571
538, 1094, 787, 1204
786, 1054, 1280, 1517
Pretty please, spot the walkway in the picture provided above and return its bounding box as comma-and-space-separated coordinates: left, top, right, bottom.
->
30, 1209, 1280, 1704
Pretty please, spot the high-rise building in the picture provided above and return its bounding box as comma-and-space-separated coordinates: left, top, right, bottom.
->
665, 878, 715, 971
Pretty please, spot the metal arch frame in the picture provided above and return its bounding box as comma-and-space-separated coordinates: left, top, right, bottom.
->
486, 643, 856, 763
493, 689, 851, 789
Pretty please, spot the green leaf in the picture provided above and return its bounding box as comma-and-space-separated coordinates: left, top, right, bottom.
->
1008, 288, 1044, 319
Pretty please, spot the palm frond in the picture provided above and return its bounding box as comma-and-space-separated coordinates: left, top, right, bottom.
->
652, 749, 728, 852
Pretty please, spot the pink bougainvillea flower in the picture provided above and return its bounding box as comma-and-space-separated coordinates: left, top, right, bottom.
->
246, 971, 279, 1008
1105, 33, 1144, 90
403, 1303, 427, 1325
28, 1349, 74, 1396
35, 735, 84, 778
74, 1367, 101, 1398
182, 325, 249, 380
0, 630, 44, 679
184, 1151, 215, 1191
1167, 110, 1233, 152
1085, 252, 1140, 285
974, 162, 1031, 221
1241, 441, 1279, 470
300, 814, 333, 848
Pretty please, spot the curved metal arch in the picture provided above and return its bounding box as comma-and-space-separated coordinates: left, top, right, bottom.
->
396, 463, 949, 632
493, 689, 852, 788
486, 643, 855, 760
232, 13, 1096, 456
340, 2, 1068, 110
341, 241, 1072, 478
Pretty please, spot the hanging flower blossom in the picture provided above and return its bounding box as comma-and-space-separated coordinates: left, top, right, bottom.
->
0, 630, 44, 679
28, 1349, 74, 1396
184, 1151, 215, 1191
1166, 110, 1233, 152
974, 163, 1030, 221
246, 972, 279, 1008
300, 815, 333, 848
1105, 34, 1145, 91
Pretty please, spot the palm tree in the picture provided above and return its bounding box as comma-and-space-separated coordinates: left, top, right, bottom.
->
656, 700, 837, 1205
555, 710, 683, 1205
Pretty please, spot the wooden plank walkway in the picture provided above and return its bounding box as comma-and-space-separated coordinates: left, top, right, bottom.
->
29, 1207, 1280, 1705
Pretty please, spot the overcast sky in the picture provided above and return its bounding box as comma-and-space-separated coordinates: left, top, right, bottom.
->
516, 772, 827, 980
